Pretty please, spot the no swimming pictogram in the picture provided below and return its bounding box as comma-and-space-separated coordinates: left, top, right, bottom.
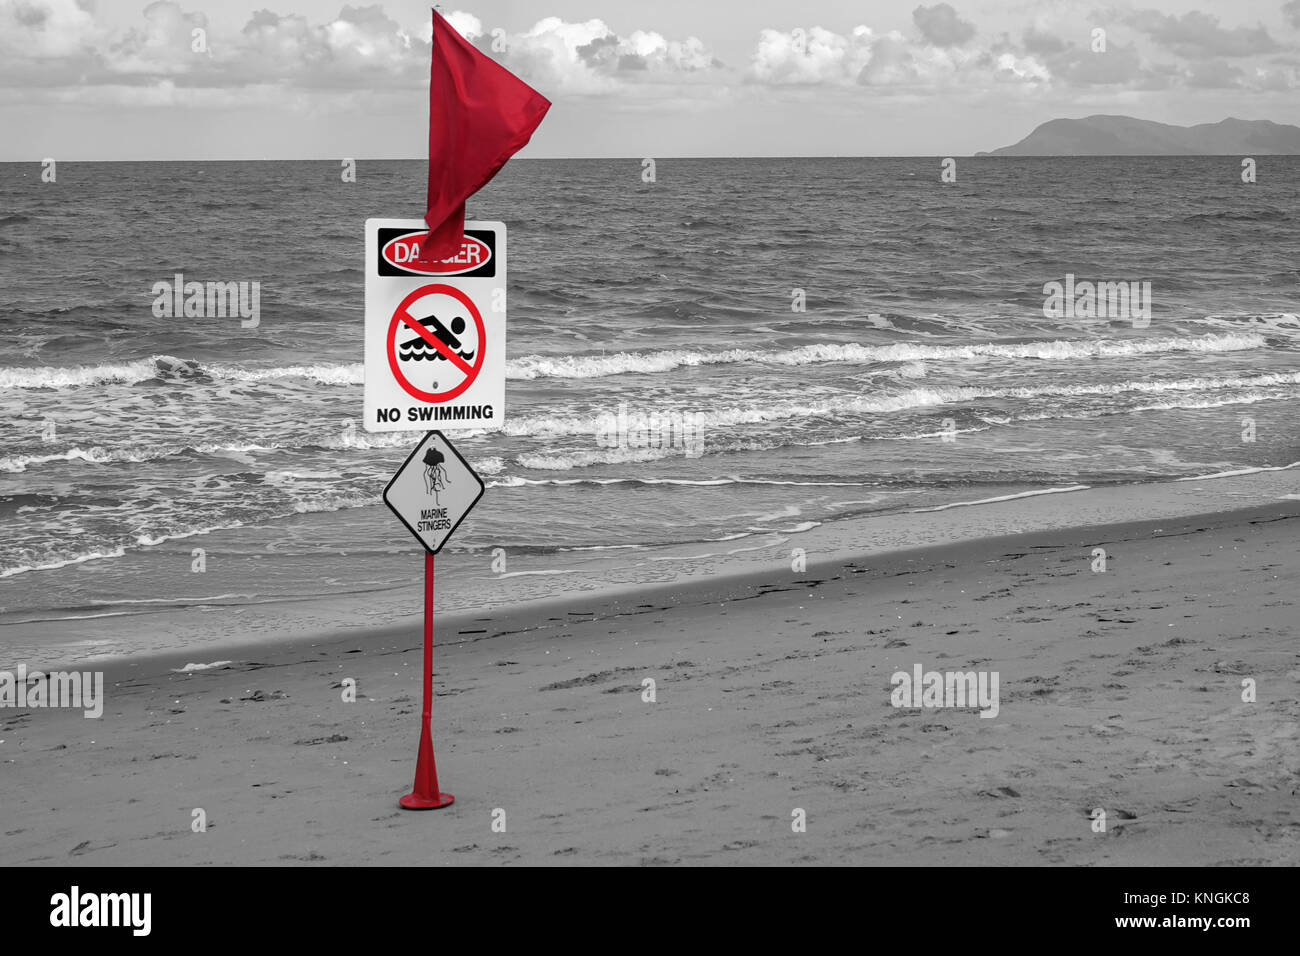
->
386, 283, 486, 403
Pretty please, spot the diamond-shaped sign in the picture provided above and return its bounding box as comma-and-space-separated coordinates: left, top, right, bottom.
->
383, 430, 485, 554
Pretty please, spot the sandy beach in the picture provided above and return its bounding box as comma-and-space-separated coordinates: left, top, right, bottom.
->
3, 489, 1297, 866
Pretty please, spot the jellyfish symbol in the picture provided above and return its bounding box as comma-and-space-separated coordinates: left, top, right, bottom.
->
422, 447, 449, 503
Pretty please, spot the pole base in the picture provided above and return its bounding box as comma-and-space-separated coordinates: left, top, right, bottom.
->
399, 791, 454, 810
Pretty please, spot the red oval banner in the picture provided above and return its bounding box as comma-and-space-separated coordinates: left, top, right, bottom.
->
381, 233, 492, 275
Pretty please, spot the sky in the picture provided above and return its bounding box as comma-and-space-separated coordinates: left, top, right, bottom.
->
3, 0, 1300, 159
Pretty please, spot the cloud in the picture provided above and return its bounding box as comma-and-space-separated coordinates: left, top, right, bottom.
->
912, 4, 976, 48
0, 0, 99, 59
1022, 27, 1068, 57
1004, 10, 1300, 91
109, 1, 210, 77
443, 11, 482, 41
1126, 10, 1281, 58
748, 23, 1043, 88
228, 5, 423, 88
475, 17, 718, 93
0, 4, 720, 98
744, 12, 1298, 93
1186, 59, 1245, 87
1021, 34, 1158, 88
749, 26, 871, 85
4, 1, 1298, 111
1252, 60, 1300, 89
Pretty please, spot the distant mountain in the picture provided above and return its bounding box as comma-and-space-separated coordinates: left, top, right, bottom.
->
979, 115, 1300, 156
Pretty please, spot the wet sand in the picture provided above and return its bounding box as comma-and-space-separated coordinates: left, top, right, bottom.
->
2, 500, 1298, 865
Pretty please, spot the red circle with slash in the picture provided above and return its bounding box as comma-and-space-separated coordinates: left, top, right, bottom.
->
386, 284, 486, 403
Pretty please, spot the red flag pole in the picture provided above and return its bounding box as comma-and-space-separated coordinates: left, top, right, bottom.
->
399, 551, 454, 809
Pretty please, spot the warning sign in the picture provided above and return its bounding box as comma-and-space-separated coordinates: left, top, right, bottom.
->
383, 430, 485, 554
365, 219, 505, 432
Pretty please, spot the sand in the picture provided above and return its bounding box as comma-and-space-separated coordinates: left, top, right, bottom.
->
2, 500, 1299, 866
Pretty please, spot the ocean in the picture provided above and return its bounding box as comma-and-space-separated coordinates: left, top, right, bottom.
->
2, 156, 1298, 661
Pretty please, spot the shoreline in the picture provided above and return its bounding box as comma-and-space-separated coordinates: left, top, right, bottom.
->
66, 494, 1300, 689
4, 461, 1299, 673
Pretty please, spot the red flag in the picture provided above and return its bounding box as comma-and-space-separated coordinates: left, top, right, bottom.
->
417, 10, 550, 263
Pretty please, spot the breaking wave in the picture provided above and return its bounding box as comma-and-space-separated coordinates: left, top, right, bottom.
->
503, 369, 1300, 439
0, 333, 1269, 391
504, 332, 1268, 380
0, 355, 363, 390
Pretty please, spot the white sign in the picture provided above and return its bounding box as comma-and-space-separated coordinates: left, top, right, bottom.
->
364, 218, 506, 432
383, 431, 485, 554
